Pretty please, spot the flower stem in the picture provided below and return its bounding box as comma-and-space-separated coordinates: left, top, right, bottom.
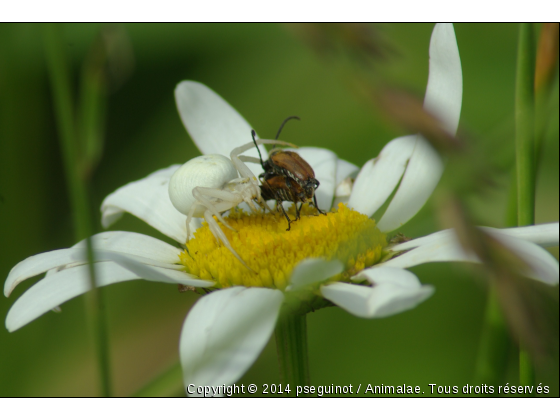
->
515, 22, 536, 392
516, 23, 536, 228
132, 361, 185, 397
44, 23, 112, 397
275, 313, 310, 389
474, 284, 511, 385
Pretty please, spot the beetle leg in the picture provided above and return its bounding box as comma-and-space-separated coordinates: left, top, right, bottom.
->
277, 201, 292, 231
313, 193, 326, 215
204, 209, 255, 272
295, 202, 302, 221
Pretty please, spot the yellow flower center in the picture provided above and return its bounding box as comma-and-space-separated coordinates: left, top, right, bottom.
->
179, 203, 387, 290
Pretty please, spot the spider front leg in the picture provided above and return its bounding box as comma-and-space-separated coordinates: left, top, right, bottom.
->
186, 202, 203, 243
230, 138, 296, 180
203, 209, 255, 272
225, 177, 262, 213
192, 186, 244, 231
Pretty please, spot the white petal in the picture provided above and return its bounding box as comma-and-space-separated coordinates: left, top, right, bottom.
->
486, 228, 559, 285
180, 287, 283, 387
101, 165, 192, 244
381, 230, 480, 268
4, 231, 184, 297
375, 23, 462, 232
335, 158, 359, 187
86, 231, 182, 263
287, 259, 344, 291
333, 158, 359, 201
388, 228, 452, 252
423, 23, 463, 136
488, 223, 559, 248
91, 250, 211, 285
296, 147, 337, 210
348, 135, 417, 217
333, 180, 353, 207
382, 229, 559, 285
6, 261, 210, 332
174, 81, 265, 177
350, 24, 462, 230
5, 249, 80, 298
321, 267, 433, 318
377, 137, 443, 232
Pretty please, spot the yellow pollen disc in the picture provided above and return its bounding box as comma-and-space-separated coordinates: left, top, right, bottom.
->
179, 203, 387, 290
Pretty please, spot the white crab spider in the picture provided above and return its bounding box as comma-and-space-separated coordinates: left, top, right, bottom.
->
169, 138, 295, 270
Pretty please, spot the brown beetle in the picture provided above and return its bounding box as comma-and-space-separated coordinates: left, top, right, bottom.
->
259, 174, 312, 230
252, 117, 325, 230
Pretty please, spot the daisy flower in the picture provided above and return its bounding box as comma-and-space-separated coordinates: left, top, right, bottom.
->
4, 24, 558, 392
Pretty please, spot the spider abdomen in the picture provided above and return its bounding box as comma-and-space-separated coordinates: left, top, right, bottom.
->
169, 154, 238, 218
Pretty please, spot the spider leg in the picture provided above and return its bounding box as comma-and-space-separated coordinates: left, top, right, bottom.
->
186, 202, 199, 241
184, 244, 194, 260
182, 206, 199, 260
204, 209, 255, 272
193, 187, 240, 231
259, 197, 273, 213
184, 204, 202, 260
230, 138, 296, 180
225, 178, 262, 213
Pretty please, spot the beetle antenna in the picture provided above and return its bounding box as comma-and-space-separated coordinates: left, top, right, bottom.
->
251, 129, 266, 168
275, 116, 300, 140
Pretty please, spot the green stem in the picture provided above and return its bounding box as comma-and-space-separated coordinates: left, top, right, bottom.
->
44, 23, 112, 397
519, 350, 534, 391
515, 22, 536, 392
505, 172, 518, 228
275, 313, 310, 389
474, 284, 511, 386
84, 236, 112, 397
79, 35, 107, 178
132, 361, 185, 397
515, 23, 536, 228
43, 24, 86, 237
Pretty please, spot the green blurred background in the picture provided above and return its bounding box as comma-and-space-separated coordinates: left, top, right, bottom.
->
0, 23, 558, 397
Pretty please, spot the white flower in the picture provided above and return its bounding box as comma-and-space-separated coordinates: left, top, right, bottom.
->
4, 24, 559, 392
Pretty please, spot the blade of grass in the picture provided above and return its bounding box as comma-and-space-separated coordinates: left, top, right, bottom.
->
44, 23, 112, 397
515, 22, 536, 392
132, 361, 185, 397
